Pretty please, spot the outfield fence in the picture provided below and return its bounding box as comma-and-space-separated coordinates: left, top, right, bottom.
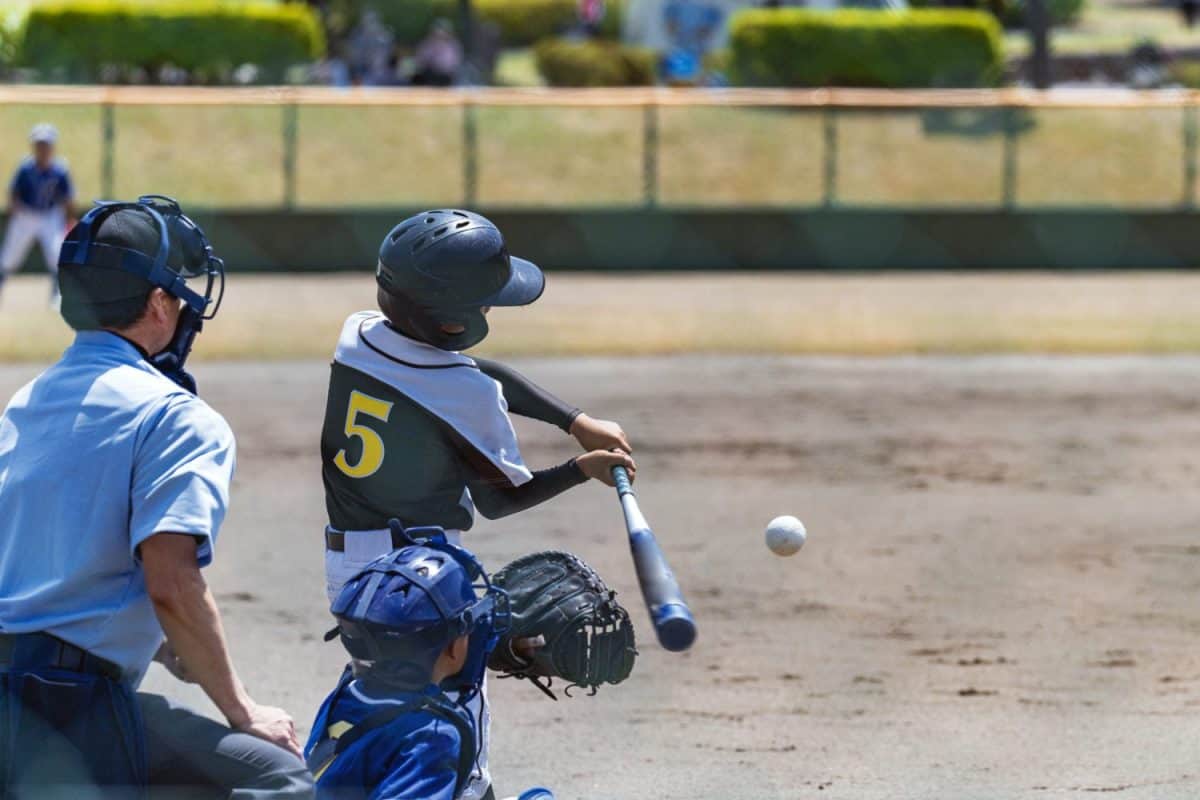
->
1, 85, 1199, 211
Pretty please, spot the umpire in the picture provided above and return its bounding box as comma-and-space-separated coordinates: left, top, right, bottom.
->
0, 196, 313, 798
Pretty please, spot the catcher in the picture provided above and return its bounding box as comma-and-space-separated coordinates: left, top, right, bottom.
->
319, 209, 637, 799
309, 525, 634, 800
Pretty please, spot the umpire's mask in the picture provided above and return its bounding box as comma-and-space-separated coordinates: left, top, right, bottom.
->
58, 195, 225, 393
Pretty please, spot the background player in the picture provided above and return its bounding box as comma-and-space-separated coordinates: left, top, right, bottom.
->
0, 123, 74, 306
308, 530, 553, 800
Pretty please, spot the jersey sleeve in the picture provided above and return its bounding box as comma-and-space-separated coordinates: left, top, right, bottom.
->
469, 459, 588, 520
474, 358, 581, 432
129, 396, 236, 565
371, 720, 461, 800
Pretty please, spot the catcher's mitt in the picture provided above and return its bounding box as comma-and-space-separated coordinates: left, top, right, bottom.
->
488, 551, 636, 699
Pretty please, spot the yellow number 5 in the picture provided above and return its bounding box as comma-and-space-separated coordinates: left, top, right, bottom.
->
333, 390, 393, 479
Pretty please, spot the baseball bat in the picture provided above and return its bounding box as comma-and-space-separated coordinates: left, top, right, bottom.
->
611, 465, 697, 652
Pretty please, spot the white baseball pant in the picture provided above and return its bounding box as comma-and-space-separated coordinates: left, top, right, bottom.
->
0, 208, 66, 298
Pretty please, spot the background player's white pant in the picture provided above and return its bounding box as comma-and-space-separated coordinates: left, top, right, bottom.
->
324, 528, 492, 800
0, 208, 66, 297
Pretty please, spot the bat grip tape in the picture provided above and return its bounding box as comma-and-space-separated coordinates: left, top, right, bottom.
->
611, 465, 634, 497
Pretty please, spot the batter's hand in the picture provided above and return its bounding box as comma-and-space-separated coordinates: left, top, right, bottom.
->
570, 414, 632, 453
234, 702, 302, 758
576, 449, 636, 486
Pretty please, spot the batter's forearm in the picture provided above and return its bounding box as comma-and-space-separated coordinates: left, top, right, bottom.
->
476, 357, 581, 431
471, 458, 588, 519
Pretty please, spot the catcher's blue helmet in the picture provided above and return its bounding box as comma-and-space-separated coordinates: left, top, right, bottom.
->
376, 209, 544, 351
329, 521, 509, 695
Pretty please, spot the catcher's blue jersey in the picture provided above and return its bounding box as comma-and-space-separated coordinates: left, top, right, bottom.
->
306, 678, 472, 800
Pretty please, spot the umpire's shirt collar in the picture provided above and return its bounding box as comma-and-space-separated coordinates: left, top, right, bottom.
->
70, 329, 151, 362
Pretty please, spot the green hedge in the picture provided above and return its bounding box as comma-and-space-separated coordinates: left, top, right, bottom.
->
20, 0, 325, 82
475, 0, 586, 46
730, 9, 1003, 88
0, 24, 18, 73
361, 0, 622, 47
535, 38, 654, 87
1171, 59, 1200, 89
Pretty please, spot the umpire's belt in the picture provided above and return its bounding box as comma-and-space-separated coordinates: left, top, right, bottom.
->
324, 526, 410, 553
0, 632, 124, 682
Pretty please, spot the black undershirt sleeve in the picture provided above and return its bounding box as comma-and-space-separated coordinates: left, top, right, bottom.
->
442, 417, 589, 520
475, 357, 582, 432
469, 459, 588, 520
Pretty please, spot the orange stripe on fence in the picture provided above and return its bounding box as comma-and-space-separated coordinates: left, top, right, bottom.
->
0, 85, 1193, 109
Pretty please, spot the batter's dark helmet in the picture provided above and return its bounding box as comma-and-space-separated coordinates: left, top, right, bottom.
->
376, 210, 544, 351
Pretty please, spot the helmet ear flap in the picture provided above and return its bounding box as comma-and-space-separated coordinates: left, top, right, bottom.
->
431, 308, 489, 351
376, 288, 489, 351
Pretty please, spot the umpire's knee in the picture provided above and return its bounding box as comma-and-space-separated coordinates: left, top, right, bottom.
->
245, 763, 314, 799
231, 741, 314, 798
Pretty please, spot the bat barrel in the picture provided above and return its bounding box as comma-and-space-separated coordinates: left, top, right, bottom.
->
653, 603, 697, 652
614, 464, 698, 653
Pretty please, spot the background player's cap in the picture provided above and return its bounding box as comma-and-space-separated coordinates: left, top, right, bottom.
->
29, 123, 58, 144
479, 255, 544, 308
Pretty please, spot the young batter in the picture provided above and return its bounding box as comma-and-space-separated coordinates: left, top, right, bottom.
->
321, 209, 634, 597
319, 209, 634, 800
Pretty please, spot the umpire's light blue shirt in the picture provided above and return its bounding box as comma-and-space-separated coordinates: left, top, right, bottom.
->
0, 331, 235, 683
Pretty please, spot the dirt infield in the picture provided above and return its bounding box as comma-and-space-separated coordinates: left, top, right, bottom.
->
4, 354, 1200, 799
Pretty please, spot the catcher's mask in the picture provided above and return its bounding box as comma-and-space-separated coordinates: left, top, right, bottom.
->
375, 209, 544, 351
58, 195, 225, 393
327, 520, 510, 700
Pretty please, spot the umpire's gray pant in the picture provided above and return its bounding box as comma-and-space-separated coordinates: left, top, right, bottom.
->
140, 693, 313, 799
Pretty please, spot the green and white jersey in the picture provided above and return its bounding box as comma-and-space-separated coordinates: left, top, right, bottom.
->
321, 311, 532, 532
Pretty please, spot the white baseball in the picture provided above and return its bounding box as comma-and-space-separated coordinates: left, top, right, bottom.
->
765, 515, 806, 557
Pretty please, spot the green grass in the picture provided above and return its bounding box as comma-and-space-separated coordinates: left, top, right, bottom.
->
6, 272, 1200, 362
0, 2, 1194, 211
5, 100, 1190, 211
